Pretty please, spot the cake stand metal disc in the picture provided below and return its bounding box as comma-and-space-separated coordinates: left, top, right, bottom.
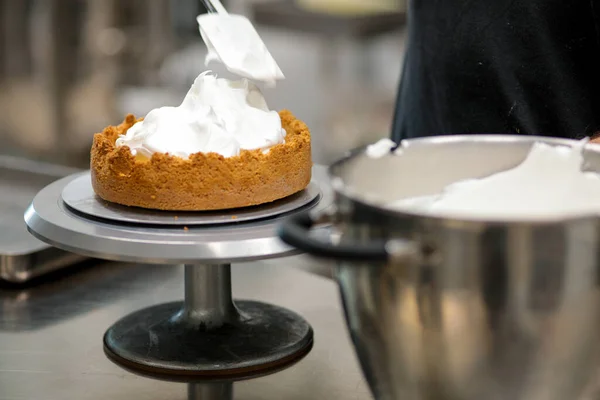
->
25, 167, 332, 264
61, 174, 321, 227
103, 300, 313, 378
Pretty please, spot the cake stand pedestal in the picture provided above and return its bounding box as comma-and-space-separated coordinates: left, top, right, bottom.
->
25, 167, 332, 378
188, 382, 233, 400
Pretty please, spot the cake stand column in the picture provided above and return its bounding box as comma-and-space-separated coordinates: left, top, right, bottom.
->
179, 264, 240, 328
188, 382, 233, 400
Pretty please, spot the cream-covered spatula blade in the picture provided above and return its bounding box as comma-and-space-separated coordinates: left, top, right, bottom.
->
197, 0, 284, 85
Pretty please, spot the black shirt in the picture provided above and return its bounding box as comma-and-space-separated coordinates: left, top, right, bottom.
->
391, 0, 600, 141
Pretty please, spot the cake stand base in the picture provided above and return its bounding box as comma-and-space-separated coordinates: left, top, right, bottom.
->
103, 264, 313, 378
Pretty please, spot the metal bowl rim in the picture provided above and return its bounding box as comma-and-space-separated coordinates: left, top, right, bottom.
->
327, 134, 600, 227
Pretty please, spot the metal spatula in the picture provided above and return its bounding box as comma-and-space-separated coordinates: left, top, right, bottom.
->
197, 0, 284, 85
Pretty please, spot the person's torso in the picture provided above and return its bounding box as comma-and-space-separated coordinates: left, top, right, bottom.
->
392, 0, 600, 141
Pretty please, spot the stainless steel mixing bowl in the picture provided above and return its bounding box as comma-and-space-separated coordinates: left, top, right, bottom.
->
279, 135, 600, 400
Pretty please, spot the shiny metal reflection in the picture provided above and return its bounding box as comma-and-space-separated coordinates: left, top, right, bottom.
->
291, 136, 600, 400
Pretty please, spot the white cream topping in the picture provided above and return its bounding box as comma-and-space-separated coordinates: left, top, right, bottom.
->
197, 14, 284, 85
115, 72, 286, 158
366, 138, 396, 159
389, 139, 600, 220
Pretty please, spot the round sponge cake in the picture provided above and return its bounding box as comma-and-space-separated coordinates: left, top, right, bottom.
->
90, 110, 312, 211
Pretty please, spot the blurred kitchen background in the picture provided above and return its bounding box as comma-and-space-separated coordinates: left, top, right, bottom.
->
0, 0, 407, 168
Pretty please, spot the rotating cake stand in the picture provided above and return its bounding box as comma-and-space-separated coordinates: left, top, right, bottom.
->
25, 167, 332, 378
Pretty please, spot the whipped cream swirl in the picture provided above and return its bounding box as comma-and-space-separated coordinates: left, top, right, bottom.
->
116, 72, 286, 158
390, 139, 600, 220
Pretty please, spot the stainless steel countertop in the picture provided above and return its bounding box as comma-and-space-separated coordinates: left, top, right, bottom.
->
0, 258, 370, 399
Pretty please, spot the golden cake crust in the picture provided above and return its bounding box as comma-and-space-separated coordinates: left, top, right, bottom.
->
90, 110, 312, 211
